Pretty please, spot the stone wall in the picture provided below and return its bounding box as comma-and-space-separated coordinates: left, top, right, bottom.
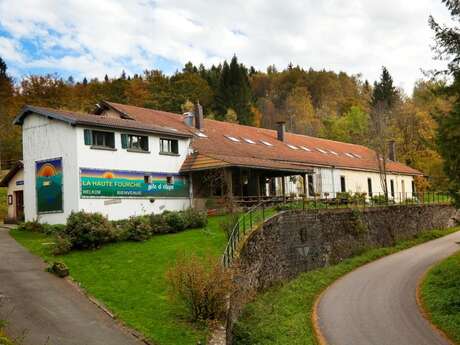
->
227, 204, 459, 343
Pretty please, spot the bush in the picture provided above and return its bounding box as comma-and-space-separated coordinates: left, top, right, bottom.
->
52, 235, 72, 255
371, 195, 389, 205
125, 216, 152, 241
164, 211, 188, 232
42, 224, 66, 236
64, 211, 115, 250
166, 254, 232, 322
46, 261, 69, 278
183, 208, 208, 228
17, 219, 44, 232
149, 213, 173, 234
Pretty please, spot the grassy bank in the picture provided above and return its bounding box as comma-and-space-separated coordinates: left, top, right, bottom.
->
420, 251, 460, 344
233, 227, 460, 345
10, 215, 227, 345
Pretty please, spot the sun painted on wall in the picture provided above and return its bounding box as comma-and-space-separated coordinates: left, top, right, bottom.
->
36, 158, 63, 213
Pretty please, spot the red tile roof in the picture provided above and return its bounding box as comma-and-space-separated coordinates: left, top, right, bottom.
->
106, 102, 422, 176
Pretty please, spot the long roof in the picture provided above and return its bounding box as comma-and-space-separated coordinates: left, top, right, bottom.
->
14, 101, 422, 176
105, 102, 421, 176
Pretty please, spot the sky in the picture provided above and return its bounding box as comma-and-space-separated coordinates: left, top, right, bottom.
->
0, 0, 453, 94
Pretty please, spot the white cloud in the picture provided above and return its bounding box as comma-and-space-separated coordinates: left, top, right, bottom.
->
0, 0, 453, 92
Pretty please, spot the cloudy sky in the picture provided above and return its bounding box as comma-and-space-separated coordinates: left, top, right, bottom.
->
0, 0, 452, 94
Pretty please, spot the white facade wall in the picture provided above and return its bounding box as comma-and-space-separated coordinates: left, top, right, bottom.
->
280, 167, 415, 201
22, 115, 192, 224
22, 115, 79, 224
76, 127, 191, 220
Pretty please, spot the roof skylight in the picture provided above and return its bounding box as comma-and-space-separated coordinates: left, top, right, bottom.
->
287, 144, 299, 150
345, 153, 355, 158
352, 153, 362, 158
300, 146, 311, 151
225, 135, 240, 142
243, 138, 256, 144
260, 140, 273, 146
317, 148, 328, 154
195, 132, 208, 138
329, 150, 339, 155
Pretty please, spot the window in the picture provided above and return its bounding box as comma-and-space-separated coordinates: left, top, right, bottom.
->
144, 175, 152, 184
352, 153, 362, 158
329, 150, 339, 155
225, 135, 240, 142
287, 144, 299, 150
243, 138, 256, 144
411, 180, 416, 196
260, 140, 273, 146
316, 148, 327, 154
84, 129, 115, 149
390, 179, 395, 198
345, 153, 354, 158
367, 178, 373, 197
308, 175, 315, 196
160, 138, 179, 154
166, 175, 174, 185
122, 134, 149, 151
340, 176, 346, 193
195, 132, 207, 138
300, 146, 311, 151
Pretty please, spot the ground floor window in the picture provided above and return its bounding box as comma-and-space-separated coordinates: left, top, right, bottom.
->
308, 175, 315, 196
390, 179, 395, 198
340, 176, 346, 193
367, 178, 373, 197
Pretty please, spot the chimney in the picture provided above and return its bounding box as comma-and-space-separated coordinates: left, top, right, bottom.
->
388, 140, 396, 161
183, 112, 194, 127
276, 121, 286, 142
194, 101, 204, 130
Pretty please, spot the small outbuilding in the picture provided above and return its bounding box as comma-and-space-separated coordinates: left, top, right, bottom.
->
0, 161, 24, 223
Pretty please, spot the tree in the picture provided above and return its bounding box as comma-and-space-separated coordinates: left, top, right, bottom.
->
369, 67, 399, 197
284, 86, 319, 135
430, 0, 460, 206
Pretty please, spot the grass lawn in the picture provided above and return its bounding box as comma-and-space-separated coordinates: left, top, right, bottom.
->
233, 227, 460, 345
420, 250, 460, 344
10, 215, 228, 345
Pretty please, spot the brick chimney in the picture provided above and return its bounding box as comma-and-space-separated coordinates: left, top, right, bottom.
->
194, 101, 204, 130
276, 121, 286, 142
388, 140, 396, 161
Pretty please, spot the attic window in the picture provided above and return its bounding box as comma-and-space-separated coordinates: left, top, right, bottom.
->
316, 148, 328, 154
329, 150, 339, 155
243, 138, 256, 144
287, 144, 299, 150
300, 146, 311, 151
260, 140, 273, 146
225, 135, 240, 142
195, 132, 208, 138
345, 153, 355, 158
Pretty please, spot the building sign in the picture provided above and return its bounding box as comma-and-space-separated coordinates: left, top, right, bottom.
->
36, 158, 63, 213
16, 180, 24, 186
80, 168, 189, 198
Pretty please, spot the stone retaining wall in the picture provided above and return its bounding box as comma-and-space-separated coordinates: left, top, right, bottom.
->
227, 204, 459, 344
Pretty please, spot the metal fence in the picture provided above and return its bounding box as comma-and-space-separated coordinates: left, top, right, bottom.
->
221, 191, 452, 267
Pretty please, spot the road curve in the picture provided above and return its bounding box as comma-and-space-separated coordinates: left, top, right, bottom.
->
317, 230, 460, 345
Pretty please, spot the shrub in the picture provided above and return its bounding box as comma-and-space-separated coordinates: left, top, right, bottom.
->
164, 211, 188, 232
125, 216, 152, 241
371, 195, 389, 205
149, 213, 173, 234
42, 224, 66, 236
17, 219, 44, 232
52, 235, 72, 255
64, 211, 115, 249
166, 254, 232, 322
183, 208, 208, 228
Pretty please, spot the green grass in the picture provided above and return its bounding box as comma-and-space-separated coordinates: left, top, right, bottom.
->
420, 250, 460, 344
10, 216, 228, 345
0, 188, 7, 221
233, 227, 460, 345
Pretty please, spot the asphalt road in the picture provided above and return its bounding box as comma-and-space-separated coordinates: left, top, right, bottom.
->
0, 227, 142, 345
317, 230, 460, 345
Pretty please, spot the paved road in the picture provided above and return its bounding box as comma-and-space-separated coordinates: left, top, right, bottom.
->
0, 227, 142, 345
317, 230, 460, 345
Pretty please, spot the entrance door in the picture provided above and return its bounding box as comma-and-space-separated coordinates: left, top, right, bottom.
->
14, 191, 24, 221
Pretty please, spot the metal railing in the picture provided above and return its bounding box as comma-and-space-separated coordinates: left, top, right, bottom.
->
221, 191, 452, 267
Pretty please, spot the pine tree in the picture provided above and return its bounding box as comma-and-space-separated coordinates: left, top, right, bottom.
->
371, 67, 398, 109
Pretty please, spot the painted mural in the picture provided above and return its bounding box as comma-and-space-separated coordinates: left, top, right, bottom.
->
80, 168, 189, 198
36, 158, 63, 213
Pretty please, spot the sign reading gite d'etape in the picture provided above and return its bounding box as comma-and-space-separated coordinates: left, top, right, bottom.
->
80, 168, 189, 198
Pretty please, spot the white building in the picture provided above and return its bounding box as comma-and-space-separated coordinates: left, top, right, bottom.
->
9, 101, 422, 224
